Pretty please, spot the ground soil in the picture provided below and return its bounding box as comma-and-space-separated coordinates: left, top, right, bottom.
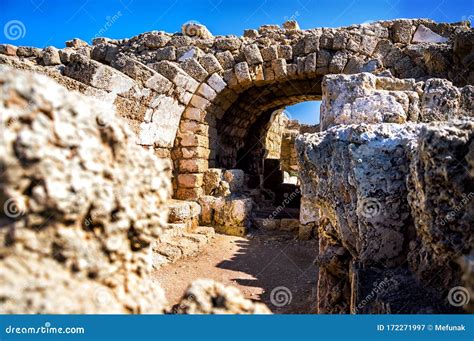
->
154, 229, 319, 314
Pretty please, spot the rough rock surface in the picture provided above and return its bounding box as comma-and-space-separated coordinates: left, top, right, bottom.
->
173, 279, 271, 314
0, 66, 171, 313
296, 120, 473, 313
320, 72, 473, 130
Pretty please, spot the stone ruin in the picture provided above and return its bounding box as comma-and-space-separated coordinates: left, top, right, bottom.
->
0, 18, 472, 313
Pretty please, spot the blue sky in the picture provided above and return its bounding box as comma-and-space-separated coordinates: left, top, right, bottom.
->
1, 0, 472, 123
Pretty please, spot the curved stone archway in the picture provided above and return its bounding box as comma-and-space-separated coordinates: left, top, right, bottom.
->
0, 19, 470, 201
166, 19, 470, 199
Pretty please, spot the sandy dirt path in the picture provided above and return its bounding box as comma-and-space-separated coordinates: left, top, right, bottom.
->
154, 230, 319, 314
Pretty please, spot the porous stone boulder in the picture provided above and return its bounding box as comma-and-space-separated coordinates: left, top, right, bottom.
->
296, 119, 473, 313
173, 279, 271, 314
0, 66, 171, 313
214, 198, 253, 236
320, 72, 473, 130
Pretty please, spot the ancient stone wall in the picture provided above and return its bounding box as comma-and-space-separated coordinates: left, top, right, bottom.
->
1, 19, 471, 200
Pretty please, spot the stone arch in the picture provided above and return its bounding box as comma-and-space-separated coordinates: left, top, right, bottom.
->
169, 19, 470, 200
2, 18, 468, 200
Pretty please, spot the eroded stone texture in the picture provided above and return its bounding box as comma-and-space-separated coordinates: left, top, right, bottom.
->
296, 120, 473, 313
320, 72, 473, 130
0, 66, 171, 313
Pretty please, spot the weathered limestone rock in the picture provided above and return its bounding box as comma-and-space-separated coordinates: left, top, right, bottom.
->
283, 20, 300, 31
42, 46, 61, 66
213, 198, 253, 236
173, 279, 271, 314
167, 199, 201, 230
297, 119, 473, 313
203, 168, 231, 197
0, 44, 18, 56
0, 66, 171, 313
407, 120, 474, 290
320, 72, 473, 130
65, 38, 88, 48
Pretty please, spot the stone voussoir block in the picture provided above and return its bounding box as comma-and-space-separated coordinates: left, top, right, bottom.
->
183, 107, 205, 122
207, 73, 227, 93
199, 53, 223, 74
190, 94, 211, 110
243, 43, 264, 65
260, 46, 278, 62
234, 62, 251, 85
180, 120, 209, 135
197, 82, 217, 101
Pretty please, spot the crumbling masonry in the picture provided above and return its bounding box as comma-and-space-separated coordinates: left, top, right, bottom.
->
0, 18, 472, 313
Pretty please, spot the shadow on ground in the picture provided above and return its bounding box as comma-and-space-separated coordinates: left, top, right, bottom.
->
214, 229, 319, 314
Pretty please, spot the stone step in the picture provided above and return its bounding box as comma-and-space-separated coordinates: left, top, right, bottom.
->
152, 226, 215, 270
252, 216, 316, 240
167, 199, 201, 231
159, 223, 187, 242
